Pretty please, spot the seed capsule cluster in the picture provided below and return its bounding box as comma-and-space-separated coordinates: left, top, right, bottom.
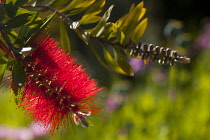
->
125, 42, 190, 65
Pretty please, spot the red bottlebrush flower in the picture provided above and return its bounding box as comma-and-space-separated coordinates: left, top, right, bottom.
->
17, 34, 102, 135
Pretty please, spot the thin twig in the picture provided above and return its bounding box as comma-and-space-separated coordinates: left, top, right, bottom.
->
21, 5, 125, 49
21, 5, 85, 32
21, 5, 190, 64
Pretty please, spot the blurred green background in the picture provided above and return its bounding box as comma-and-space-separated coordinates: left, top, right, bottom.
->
1, 0, 210, 140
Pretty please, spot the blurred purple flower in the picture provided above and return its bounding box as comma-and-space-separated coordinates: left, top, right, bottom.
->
0, 123, 47, 140
195, 23, 210, 49
105, 81, 131, 113
128, 58, 144, 74
15, 127, 34, 140
0, 125, 7, 138
105, 96, 118, 113
0, 125, 33, 140
105, 94, 127, 113
30, 122, 47, 137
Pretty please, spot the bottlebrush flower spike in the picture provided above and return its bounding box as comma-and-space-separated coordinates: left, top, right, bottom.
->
17, 34, 102, 135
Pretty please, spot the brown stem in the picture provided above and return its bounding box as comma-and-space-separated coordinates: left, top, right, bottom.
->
20, 5, 125, 49
21, 5, 190, 64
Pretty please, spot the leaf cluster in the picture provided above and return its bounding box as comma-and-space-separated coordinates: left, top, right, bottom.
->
0, 0, 189, 90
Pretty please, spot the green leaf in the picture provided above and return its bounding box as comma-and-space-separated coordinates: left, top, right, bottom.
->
25, 14, 45, 38
78, 0, 105, 22
15, 7, 34, 16
112, 23, 126, 44
4, 2, 18, 17
25, 12, 55, 45
37, 12, 55, 31
115, 13, 128, 27
85, 0, 105, 15
0, 5, 7, 21
12, 84, 20, 97
113, 47, 134, 76
6, 0, 17, 4
60, 19, 71, 53
59, 0, 84, 13
74, 30, 89, 44
5, 13, 32, 28
103, 45, 128, 75
138, 8, 146, 21
7, 59, 15, 68
122, 2, 144, 39
5, 4, 32, 18
26, 15, 43, 28
79, 14, 101, 25
66, 0, 96, 16
15, 25, 31, 45
15, 0, 29, 7
12, 61, 26, 88
51, 0, 69, 9
0, 55, 8, 84
131, 18, 148, 41
98, 22, 114, 40
4, 28, 18, 44
89, 40, 110, 71
90, 5, 114, 36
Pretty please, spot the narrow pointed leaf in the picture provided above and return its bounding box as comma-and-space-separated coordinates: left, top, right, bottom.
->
4, 3, 18, 18
79, 14, 101, 25
85, 0, 105, 15
113, 47, 134, 76
131, 18, 148, 41
115, 4, 135, 29
12, 61, 26, 88
4, 28, 18, 44
0, 5, 7, 21
25, 12, 55, 45
74, 0, 95, 9
66, 0, 96, 16
12, 84, 21, 96
122, 2, 144, 37
16, 8, 33, 16
98, 23, 114, 40
58, 0, 84, 13
25, 13, 42, 28
103, 46, 127, 75
51, 0, 69, 9
138, 8, 146, 21
74, 30, 89, 44
15, 25, 31, 45
89, 40, 111, 71
90, 5, 114, 36
5, 0, 14, 4
26, 15, 46, 37
38, 12, 55, 32
5, 13, 32, 28
112, 23, 126, 44
60, 19, 71, 53
15, 0, 29, 7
